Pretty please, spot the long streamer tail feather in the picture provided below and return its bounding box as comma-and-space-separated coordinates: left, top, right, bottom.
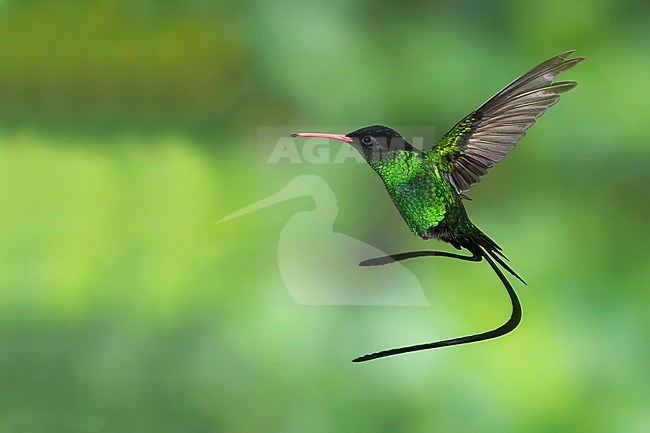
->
352, 226, 523, 363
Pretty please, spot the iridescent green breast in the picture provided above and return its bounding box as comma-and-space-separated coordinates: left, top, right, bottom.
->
370, 151, 455, 237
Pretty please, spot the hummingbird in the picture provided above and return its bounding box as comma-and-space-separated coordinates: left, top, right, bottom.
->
292, 50, 583, 362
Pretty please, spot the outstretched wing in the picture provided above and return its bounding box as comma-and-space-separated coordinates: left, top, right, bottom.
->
429, 51, 584, 193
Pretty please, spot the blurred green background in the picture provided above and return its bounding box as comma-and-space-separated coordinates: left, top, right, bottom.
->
1, 0, 649, 432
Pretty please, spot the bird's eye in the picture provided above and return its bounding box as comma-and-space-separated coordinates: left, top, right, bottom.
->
361, 136, 373, 145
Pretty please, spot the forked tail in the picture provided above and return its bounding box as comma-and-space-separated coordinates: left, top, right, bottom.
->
470, 227, 526, 285
353, 226, 524, 363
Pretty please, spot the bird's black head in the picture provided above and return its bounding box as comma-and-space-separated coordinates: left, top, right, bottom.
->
345, 125, 421, 163
291, 124, 421, 164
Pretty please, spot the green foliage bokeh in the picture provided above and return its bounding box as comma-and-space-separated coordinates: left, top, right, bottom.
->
0, 1, 648, 432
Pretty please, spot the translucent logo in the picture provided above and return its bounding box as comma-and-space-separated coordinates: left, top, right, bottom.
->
218, 175, 430, 306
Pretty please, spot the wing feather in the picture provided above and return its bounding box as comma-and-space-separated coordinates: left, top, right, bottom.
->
429, 51, 583, 193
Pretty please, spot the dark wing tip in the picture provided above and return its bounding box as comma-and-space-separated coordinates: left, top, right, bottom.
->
557, 49, 585, 61
551, 80, 579, 91
556, 51, 585, 70
558, 49, 576, 58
